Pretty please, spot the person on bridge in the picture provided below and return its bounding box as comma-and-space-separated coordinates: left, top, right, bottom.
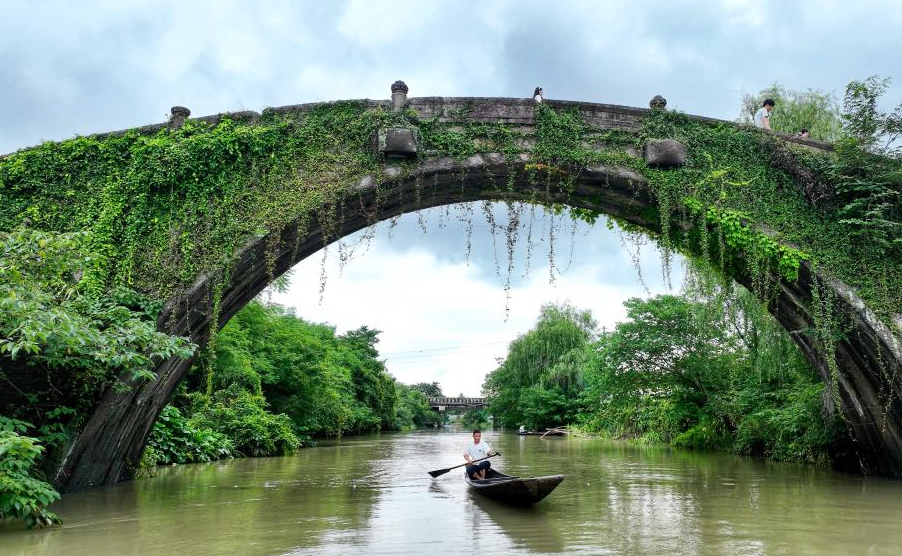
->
464, 429, 495, 480
533, 87, 544, 103
754, 98, 775, 130
798, 128, 810, 139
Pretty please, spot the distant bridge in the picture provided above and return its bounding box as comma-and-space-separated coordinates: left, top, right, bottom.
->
428, 397, 487, 410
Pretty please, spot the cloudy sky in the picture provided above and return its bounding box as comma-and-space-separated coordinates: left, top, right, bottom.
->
3, 1, 900, 395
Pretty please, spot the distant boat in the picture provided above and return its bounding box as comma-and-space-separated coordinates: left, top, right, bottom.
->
516, 427, 568, 437
464, 469, 564, 505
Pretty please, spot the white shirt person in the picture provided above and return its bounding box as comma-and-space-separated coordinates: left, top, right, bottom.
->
463, 429, 495, 480
754, 99, 775, 130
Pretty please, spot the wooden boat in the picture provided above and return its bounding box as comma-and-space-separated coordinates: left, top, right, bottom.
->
516, 428, 567, 437
465, 468, 564, 505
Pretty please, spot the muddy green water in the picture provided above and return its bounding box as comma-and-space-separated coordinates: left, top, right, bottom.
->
3, 430, 902, 555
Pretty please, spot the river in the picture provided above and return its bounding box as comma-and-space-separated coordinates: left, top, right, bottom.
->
3, 430, 902, 555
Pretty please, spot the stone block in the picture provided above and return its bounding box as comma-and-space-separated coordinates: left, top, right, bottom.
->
374, 127, 417, 158
643, 139, 686, 167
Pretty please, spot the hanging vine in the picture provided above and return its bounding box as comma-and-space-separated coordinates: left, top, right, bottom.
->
810, 271, 843, 413
502, 200, 522, 319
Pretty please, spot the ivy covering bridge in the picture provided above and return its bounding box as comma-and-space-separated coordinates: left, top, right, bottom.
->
1, 82, 901, 501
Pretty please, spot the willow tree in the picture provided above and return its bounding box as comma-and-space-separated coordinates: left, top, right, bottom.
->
484, 303, 596, 429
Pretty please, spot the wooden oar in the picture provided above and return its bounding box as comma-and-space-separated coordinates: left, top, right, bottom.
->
428, 452, 500, 478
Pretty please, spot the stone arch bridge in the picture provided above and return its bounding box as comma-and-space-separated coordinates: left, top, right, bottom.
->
2, 83, 901, 492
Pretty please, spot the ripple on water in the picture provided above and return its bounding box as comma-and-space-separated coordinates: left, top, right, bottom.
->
4, 432, 902, 556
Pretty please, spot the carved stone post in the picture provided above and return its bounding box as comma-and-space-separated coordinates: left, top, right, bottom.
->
649, 95, 667, 110
169, 106, 191, 130
391, 81, 408, 111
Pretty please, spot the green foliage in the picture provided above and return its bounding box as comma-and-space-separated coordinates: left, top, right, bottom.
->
0, 102, 395, 305
177, 301, 410, 442
460, 408, 491, 430
341, 326, 398, 432
0, 417, 60, 529
0, 227, 195, 379
394, 383, 441, 429
579, 281, 846, 464
169, 298, 438, 443
636, 105, 901, 326
828, 138, 902, 251
841, 75, 902, 156
684, 199, 811, 282
0, 227, 196, 529
517, 386, 572, 431
144, 405, 234, 465
796, 76, 902, 253
740, 83, 843, 140
410, 381, 444, 397
532, 103, 590, 164
145, 299, 442, 463
188, 388, 299, 457
484, 302, 594, 430
487, 274, 846, 466
733, 381, 838, 465
581, 293, 739, 448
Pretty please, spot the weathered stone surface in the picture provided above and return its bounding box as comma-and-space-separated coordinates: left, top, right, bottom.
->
375, 127, 417, 158
644, 138, 686, 167
649, 95, 667, 110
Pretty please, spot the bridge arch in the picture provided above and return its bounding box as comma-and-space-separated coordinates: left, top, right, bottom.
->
3, 94, 899, 491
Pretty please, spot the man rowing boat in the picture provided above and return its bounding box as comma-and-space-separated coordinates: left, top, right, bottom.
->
463, 429, 495, 480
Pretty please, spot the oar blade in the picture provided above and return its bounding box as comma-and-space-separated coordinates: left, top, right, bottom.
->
428, 467, 450, 478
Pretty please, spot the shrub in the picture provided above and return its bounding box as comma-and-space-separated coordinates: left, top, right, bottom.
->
144, 406, 234, 465
0, 418, 60, 529
190, 388, 300, 457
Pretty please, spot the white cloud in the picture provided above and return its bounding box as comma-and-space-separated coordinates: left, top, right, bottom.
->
338, 0, 432, 47
722, 0, 767, 28
273, 211, 679, 397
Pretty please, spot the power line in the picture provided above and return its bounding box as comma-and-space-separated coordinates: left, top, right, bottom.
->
386, 353, 502, 366
386, 347, 505, 361
381, 340, 507, 356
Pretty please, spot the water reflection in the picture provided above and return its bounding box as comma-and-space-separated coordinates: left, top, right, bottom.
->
2, 439, 389, 556
467, 491, 565, 553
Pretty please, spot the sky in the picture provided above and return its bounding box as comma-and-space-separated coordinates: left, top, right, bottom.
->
3, 1, 901, 395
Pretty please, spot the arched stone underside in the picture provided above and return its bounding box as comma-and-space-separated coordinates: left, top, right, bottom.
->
52, 151, 902, 493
